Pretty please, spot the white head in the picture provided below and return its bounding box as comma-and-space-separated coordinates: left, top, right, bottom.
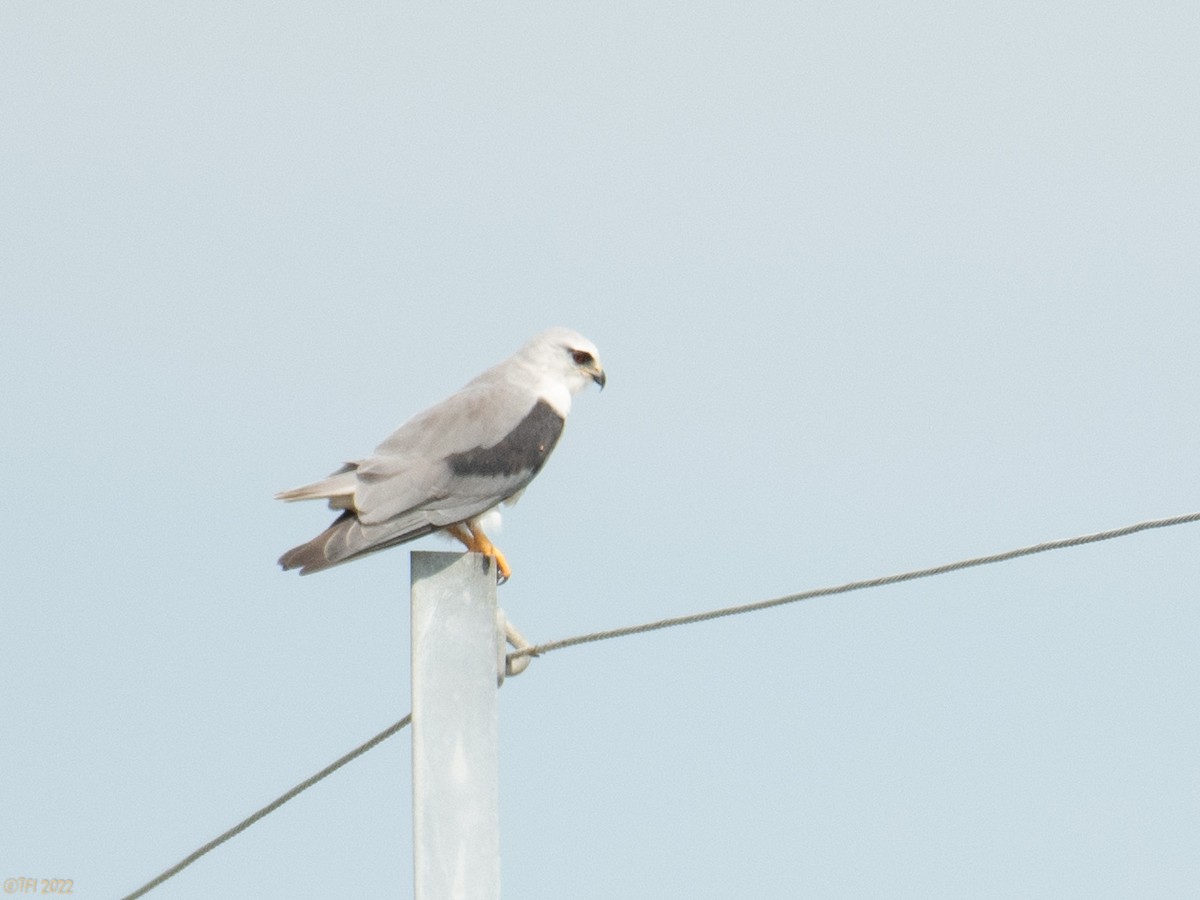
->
516, 327, 606, 413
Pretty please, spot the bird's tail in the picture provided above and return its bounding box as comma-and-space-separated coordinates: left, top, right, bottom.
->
278, 511, 439, 575
275, 464, 358, 509
278, 511, 358, 575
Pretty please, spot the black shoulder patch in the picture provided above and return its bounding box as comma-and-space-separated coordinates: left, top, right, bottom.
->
447, 399, 566, 479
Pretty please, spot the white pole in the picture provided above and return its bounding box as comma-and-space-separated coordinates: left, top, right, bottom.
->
410, 551, 502, 900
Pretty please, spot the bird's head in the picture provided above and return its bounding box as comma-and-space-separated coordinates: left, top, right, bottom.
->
527, 327, 606, 396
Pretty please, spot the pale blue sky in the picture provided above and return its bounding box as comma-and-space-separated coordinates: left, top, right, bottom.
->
3, 2, 1199, 898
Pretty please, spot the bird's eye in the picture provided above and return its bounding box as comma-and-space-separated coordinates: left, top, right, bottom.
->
571, 349, 594, 366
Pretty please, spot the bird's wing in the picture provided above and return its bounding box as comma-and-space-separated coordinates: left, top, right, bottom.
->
354, 378, 566, 527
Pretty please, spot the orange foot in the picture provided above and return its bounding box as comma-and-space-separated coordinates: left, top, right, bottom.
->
445, 523, 512, 583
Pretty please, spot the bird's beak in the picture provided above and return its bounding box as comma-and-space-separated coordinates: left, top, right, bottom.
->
592, 367, 607, 391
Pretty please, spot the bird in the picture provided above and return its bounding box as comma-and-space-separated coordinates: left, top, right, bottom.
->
276, 327, 606, 580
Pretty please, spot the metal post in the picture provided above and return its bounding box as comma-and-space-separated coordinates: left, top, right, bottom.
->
410, 551, 502, 900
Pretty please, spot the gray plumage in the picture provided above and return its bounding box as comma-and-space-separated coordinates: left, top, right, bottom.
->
277, 327, 606, 577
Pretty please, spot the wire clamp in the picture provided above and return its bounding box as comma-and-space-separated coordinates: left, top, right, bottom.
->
496, 609, 534, 685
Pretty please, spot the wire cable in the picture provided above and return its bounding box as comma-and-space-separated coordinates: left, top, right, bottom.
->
121, 715, 411, 900
509, 510, 1200, 660
123, 509, 1200, 897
